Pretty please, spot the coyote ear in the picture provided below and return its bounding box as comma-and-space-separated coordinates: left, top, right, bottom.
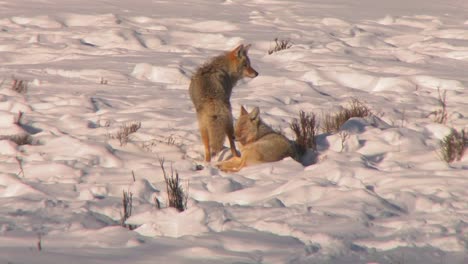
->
244, 44, 251, 54
240, 106, 248, 116
232, 44, 244, 58
249, 107, 260, 121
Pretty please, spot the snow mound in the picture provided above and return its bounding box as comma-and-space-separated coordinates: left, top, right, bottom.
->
131, 63, 189, 84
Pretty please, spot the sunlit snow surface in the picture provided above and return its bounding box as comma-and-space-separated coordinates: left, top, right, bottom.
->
0, 0, 467, 263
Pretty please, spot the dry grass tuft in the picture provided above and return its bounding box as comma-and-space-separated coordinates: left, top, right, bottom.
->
1, 134, 34, 145
111, 121, 141, 146
321, 99, 372, 133
11, 79, 28, 94
268, 38, 293, 55
440, 129, 466, 163
290, 110, 318, 156
159, 157, 188, 212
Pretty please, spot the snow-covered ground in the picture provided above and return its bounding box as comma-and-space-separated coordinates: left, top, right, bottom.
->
0, 0, 467, 263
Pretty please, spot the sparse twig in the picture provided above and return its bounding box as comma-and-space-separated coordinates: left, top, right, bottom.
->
141, 135, 182, 152
15, 156, 24, 177
15, 111, 24, 125
339, 131, 350, 152
120, 189, 137, 230
141, 140, 158, 152
131, 170, 136, 182
166, 135, 176, 145
159, 157, 188, 212
37, 233, 42, 252
268, 38, 293, 55
430, 88, 448, 124
100, 77, 108, 85
400, 108, 406, 128
154, 197, 161, 209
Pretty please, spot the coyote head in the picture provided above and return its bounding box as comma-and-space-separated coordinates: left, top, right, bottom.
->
235, 106, 262, 145
228, 44, 258, 79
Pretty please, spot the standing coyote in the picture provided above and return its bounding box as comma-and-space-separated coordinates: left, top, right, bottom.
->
189, 44, 258, 162
217, 106, 296, 172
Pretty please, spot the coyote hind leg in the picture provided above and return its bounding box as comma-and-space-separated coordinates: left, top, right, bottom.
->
200, 126, 211, 162
226, 123, 239, 158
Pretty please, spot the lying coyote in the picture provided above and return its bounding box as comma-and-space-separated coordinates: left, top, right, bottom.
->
217, 106, 296, 172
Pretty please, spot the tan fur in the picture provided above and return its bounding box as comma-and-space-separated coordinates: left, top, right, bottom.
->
189, 44, 258, 162
217, 106, 295, 172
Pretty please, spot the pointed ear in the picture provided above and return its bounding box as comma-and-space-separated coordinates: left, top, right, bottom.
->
244, 44, 251, 54
249, 107, 260, 120
231, 44, 244, 58
240, 106, 248, 116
